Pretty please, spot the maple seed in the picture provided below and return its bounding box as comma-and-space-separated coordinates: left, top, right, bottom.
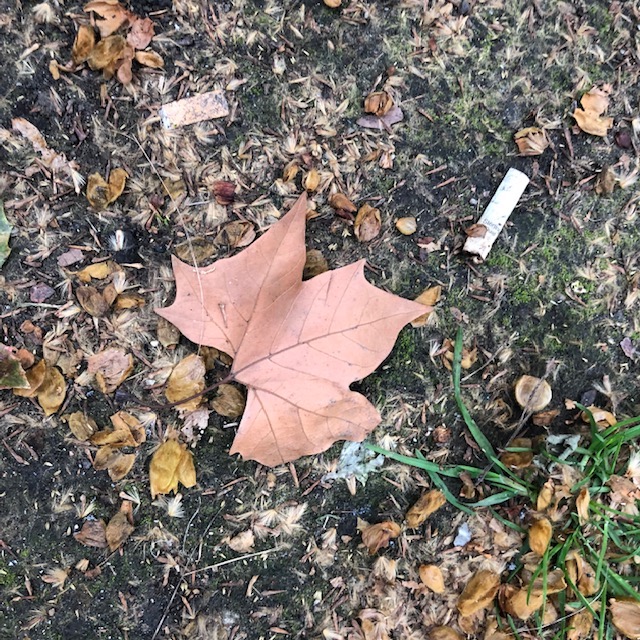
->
156, 194, 426, 466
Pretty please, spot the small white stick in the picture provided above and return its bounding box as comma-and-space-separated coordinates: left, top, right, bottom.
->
463, 168, 530, 261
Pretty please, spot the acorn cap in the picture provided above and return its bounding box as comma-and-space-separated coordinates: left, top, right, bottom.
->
514, 375, 552, 412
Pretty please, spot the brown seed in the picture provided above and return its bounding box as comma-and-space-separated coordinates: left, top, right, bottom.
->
395, 217, 417, 235
328, 192, 357, 213
212, 180, 236, 205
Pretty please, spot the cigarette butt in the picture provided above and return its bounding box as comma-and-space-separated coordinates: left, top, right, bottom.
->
463, 168, 529, 261
159, 90, 229, 129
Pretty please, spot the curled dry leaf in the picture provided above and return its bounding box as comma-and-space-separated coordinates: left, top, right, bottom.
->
13, 359, 47, 398
576, 486, 590, 525
211, 383, 245, 418
226, 529, 255, 553
411, 285, 441, 328
95, 447, 136, 481
514, 375, 552, 412
514, 127, 550, 156
65, 412, 97, 440
499, 584, 543, 620
406, 489, 446, 528
91, 411, 145, 447
364, 91, 393, 117
74, 519, 108, 548
395, 217, 417, 235
72, 24, 96, 64
610, 599, 640, 639
537, 479, 554, 511
0, 345, 29, 390
165, 354, 206, 411
328, 192, 357, 213
76, 285, 111, 317
500, 437, 534, 469
595, 165, 616, 195
77, 261, 114, 282
419, 564, 445, 593
86, 168, 127, 210
580, 405, 616, 428
457, 569, 501, 617
87, 34, 126, 72
127, 16, 154, 49
149, 439, 197, 498
105, 510, 134, 552
573, 85, 614, 137
84, 0, 133, 37
87, 347, 133, 393
429, 627, 463, 640
303, 249, 328, 279
565, 550, 598, 597
360, 520, 401, 554
442, 338, 477, 370
216, 221, 256, 249
134, 50, 163, 68
464, 223, 488, 238
567, 609, 593, 640
354, 203, 381, 242
37, 364, 67, 415
304, 168, 320, 192
530, 568, 566, 595
528, 517, 552, 556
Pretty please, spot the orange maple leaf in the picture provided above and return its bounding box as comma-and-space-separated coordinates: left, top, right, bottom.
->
157, 195, 425, 466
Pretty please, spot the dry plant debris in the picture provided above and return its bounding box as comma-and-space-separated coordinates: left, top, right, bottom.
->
149, 439, 197, 498
572, 85, 614, 137
0, 201, 11, 268
158, 195, 426, 465
514, 126, 550, 156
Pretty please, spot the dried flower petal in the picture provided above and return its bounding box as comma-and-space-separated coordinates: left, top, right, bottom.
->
529, 517, 552, 556
360, 520, 401, 554
406, 490, 446, 528
457, 569, 501, 616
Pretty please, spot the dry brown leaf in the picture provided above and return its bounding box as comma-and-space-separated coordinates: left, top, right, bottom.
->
157, 195, 425, 465
595, 165, 616, 195
303, 249, 328, 279
565, 551, 598, 597
499, 584, 544, 620
211, 180, 236, 205
77, 261, 114, 282
419, 564, 445, 593
304, 168, 320, 192
37, 364, 66, 415
74, 519, 108, 548
91, 411, 144, 447
226, 529, 255, 553
429, 627, 462, 640
165, 354, 205, 411
134, 50, 164, 68
72, 24, 96, 64
149, 439, 197, 498
86, 168, 127, 209
610, 599, 640, 639
328, 192, 357, 213
127, 16, 154, 49
65, 412, 97, 440
529, 517, 552, 556
360, 520, 401, 554
86, 34, 126, 72
567, 609, 593, 640
211, 383, 245, 418
580, 405, 616, 428
572, 85, 614, 137
215, 221, 256, 249
105, 451, 136, 481
530, 568, 567, 595
576, 486, 590, 525
354, 204, 381, 242
500, 438, 534, 469
464, 223, 488, 238
87, 348, 133, 393
364, 91, 393, 117
514, 127, 550, 156
105, 511, 134, 551
442, 338, 477, 370
457, 569, 501, 617
411, 285, 441, 328
514, 375, 552, 412
537, 479, 554, 511
76, 285, 111, 317
84, 0, 133, 37
13, 359, 46, 398
406, 489, 446, 528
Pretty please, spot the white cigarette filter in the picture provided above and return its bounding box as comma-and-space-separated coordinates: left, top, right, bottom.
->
463, 168, 530, 261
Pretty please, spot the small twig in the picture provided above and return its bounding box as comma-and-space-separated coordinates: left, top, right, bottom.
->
183, 546, 281, 576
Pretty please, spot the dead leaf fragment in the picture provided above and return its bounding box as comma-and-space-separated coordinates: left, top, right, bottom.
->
84, 0, 133, 37
127, 16, 154, 49
364, 91, 393, 117
77, 261, 114, 282
87, 34, 126, 72
165, 354, 206, 411
37, 364, 66, 415
529, 517, 552, 556
149, 439, 197, 498
576, 486, 590, 524
303, 249, 329, 279
411, 285, 441, 328
65, 412, 97, 440
74, 519, 108, 548
514, 127, 549, 156
419, 564, 445, 593
573, 85, 614, 137
211, 383, 245, 418
429, 627, 462, 640
157, 194, 426, 465
13, 359, 47, 397
499, 584, 544, 620
328, 192, 357, 213
457, 569, 501, 616
537, 479, 554, 511
87, 348, 133, 393
595, 165, 616, 195
610, 599, 640, 639
514, 375, 552, 412
159, 90, 230, 129
76, 285, 111, 317
72, 24, 96, 64
226, 529, 255, 553
134, 50, 164, 68
406, 490, 446, 528
354, 203, 381, 242
567, 609, 593, 640
0, 345, 29, 390
216, 221, 256, 249
86, 168, 127, 210
360, 520, 401, 554
304, 168, 320, 192
500, 438, 534, 469
106, 510, 134, 551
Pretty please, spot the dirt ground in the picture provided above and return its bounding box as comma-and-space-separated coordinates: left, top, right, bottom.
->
1, 0, 639, 638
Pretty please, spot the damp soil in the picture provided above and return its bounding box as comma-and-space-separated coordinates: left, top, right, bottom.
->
1, 0, 640, 638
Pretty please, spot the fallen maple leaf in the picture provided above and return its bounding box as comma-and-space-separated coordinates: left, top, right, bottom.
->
157, 194, 426, 465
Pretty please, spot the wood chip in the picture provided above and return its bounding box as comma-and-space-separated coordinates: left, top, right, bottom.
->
159, 90, 229, 129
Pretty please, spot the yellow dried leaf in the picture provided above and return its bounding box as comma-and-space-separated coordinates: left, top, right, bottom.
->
65, 412, 97, 440
364, 91, 393, 117
354, 203, 381, 242
457, 569, 501, 617
529, 517, 552, 556
109, 411, 145, 445
72, 24, 96, 64
37, 364, 66, 415
530, 568, 567, 595
514, 127, 549, 156
86, 168, 127, 210
77, 261, 114, 282
567, 609, 593, 640
134, 50, 164, 68
106, 451, 136, 481
87, 34, 126, 71
411, 285, 441, 328
304, 168, 320, 192
576, 486, 590, 525
419, 564, 445, 593
149, 439, 197, 498
360, 520, 401, 555
211, 383, 245, 418
429, 627, 462, 640
105, 511, 134, 551
13, 359, 46, 398
165, 354, 205, 410
565, 551, 598, 597
500, 437, 534, 469
537, 479, 554, 511
406, 489, 446, 528
500, 584, 544, 620
610, 599, 640, 639
572, 86, 614, 137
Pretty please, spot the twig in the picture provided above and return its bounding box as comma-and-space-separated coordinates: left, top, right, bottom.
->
183, 546, 281, 576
